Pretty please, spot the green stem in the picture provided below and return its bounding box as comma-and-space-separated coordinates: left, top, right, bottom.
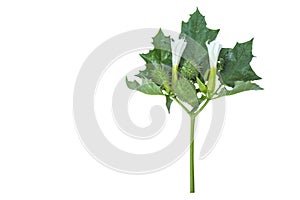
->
194, 99, 210, 116
189, 100, 210, 193
172, 97, 190, 113
172, 98, 210, 193
214, 84, 222, 96
190, 115, 195, 193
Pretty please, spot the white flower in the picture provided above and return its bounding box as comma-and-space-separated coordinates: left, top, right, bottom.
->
171, 38, 187, 67
206, 41, 222, 68
206, 41, 222, 97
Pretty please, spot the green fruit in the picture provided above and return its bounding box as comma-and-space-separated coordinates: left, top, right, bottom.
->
180, 61, 199, 80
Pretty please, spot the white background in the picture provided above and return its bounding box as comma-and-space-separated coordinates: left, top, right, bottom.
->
1, 0, 299, 199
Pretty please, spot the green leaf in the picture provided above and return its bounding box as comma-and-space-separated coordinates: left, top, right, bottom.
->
126, 77, 140, 90
126, 77, 163, 95
138, 79, 163, 95
127, 30, 172, 97
136, 64, 171, 92
140, 50, 160, 64
217, 81, 263, 97
181, 8, 219, 49
174, 78, 198, 107
152, 29, 172, 51
135, 64, 155, 79
140, 29, 172, 67
180, 8, 219, 78
219, 39, 261, 87
165, 95, 173, 113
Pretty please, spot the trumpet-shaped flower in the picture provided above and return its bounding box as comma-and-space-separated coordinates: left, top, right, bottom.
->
206, 41, 222, 96
206, 41, 222, 68
171, 38, 187, 67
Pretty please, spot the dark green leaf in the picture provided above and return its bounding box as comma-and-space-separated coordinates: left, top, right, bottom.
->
140, 50, 160, 64
126, 77, 163, 95
127, 30, 172, 97
180, 8, 219, 78
165, 95, 173, 113
174, 78, 198, 107
181, 8, 219, 49
140, 29, 172, 67
219, 39, 261, 87
135, 64, 155, 79
217, 81, 263, 97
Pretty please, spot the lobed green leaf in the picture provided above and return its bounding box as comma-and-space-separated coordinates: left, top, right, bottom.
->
140, 29, 172, 67
126, 77, 163, 95
180, 8, 219, 78
217, 81, 263, 97
219, 39, 261, 87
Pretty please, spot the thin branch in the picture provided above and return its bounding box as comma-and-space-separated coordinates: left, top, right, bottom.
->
172, 97, 191, 113
214, 84, 222, 95
193, 99, 210, 116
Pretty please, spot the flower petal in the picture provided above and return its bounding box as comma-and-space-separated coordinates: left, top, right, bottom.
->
171, 38, 187, 67
206, 41, 222, 68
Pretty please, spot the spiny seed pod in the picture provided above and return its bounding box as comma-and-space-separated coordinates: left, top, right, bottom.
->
180, 61, 199, 80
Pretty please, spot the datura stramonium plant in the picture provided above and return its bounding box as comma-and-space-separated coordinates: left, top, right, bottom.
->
126, 8, 263, 193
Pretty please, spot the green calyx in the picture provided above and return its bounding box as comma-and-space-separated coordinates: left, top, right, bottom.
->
196, 77, 207, 93
207, 67, 216, 97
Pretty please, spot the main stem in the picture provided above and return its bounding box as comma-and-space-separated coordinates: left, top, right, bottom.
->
190, 115, 196, 193
173, 98, 209, 193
